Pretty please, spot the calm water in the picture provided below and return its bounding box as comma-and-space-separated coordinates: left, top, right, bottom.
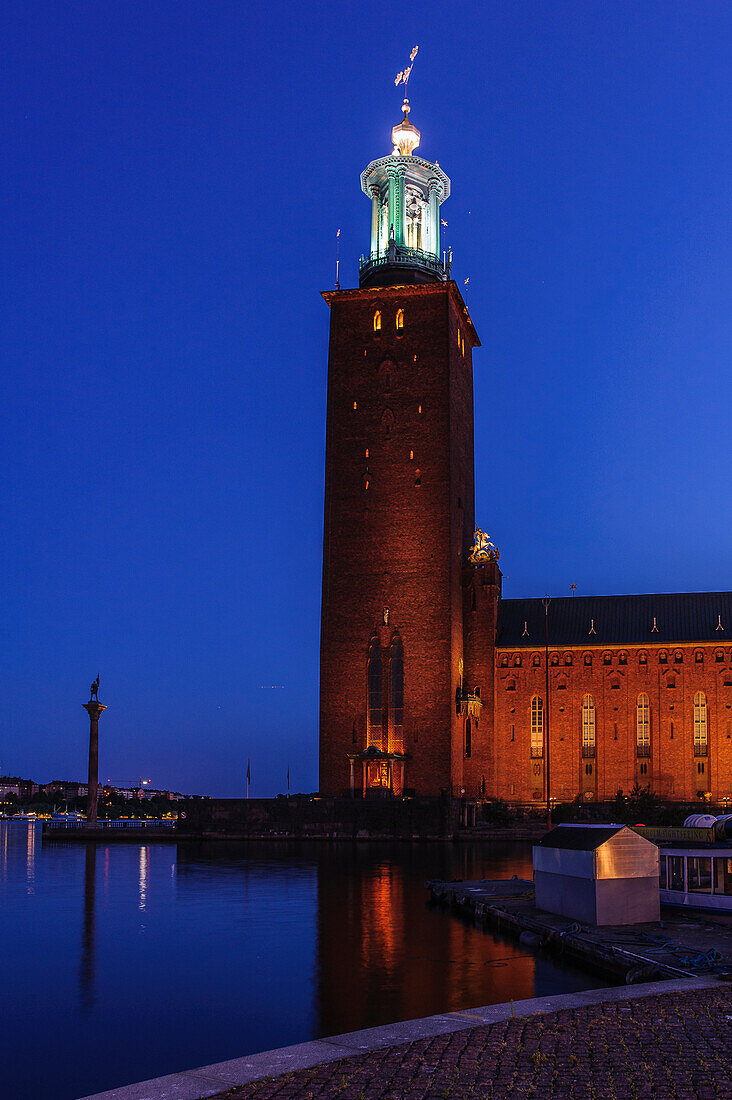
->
2, 823, 604, 1099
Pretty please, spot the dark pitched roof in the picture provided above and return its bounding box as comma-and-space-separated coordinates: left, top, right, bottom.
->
497, 591, 732, 648
537, 825, 625, 850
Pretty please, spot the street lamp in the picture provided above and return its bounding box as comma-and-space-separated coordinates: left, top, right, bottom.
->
542, 595, 552, 830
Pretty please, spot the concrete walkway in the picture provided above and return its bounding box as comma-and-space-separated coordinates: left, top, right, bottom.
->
81, 978, 726, 1100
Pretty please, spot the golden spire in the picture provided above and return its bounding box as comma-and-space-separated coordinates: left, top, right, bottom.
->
392, 46, 421, 155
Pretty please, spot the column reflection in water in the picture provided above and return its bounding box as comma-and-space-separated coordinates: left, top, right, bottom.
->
1, 823, 9, 883
80, 843, 98, 1012
315, 843, 540, 1039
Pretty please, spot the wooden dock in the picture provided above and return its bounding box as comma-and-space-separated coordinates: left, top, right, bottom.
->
427, 878, 732, 984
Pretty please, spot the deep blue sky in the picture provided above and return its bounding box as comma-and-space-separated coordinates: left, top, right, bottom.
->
2, 1, 730, 796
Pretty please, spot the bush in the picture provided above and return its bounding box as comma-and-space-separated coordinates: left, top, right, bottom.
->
480, 799, 513, 827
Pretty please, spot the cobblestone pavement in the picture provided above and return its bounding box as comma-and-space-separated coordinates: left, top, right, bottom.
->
216, 987, 732, 1100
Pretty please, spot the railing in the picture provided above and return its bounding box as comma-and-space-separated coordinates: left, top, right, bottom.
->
530, 746, 543, 759
44, 818, 176, 831
636, 743, 651, 758
359, 246, 447, 282
581, 744, 596, 759
694, 743, 708, 757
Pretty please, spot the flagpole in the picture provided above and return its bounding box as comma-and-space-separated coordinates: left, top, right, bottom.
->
246, 758, 250, 800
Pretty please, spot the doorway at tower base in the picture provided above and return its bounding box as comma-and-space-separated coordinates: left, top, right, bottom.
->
347, 747, 409, 798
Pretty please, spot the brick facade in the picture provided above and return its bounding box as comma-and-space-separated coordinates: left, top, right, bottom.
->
318, 288, 732, 806
489, 641, 732, 805
319, 282, 479, 797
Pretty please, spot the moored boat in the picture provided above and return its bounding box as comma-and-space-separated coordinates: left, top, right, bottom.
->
635, 816, 732, 911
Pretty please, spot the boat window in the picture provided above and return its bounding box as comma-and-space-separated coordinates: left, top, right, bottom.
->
687, 856, 712, 893
668, 855, 685, 892
659, 856, 666, 889
714, 857, 732, 896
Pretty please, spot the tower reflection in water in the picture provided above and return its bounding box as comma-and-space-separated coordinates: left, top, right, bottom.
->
315, 842, 538, 1038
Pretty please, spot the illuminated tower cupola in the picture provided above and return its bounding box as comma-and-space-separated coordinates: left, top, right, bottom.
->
359, 97, 451, 288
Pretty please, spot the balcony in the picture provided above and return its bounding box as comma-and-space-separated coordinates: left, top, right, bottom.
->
694, 743, 708, 758
581, 744, 596, 759
636, 743, 651, 758
359, 245, 448, 288
458, 693, 482, 721
530, 746, 543, 759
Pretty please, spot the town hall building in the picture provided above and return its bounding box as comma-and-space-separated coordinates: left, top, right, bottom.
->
319, 98, 732, 806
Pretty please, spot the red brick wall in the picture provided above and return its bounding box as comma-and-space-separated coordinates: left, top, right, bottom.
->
462, 560, 501, 797
491, 643, 732, 804
319, 282, 479, 796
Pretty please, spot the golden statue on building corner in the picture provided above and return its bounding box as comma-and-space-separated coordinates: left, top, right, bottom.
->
469, 528, 499, 563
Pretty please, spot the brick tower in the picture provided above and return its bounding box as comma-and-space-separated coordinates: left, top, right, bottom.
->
319, 97, 491, 797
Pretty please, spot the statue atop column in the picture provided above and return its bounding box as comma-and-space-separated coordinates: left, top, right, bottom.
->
89, 675, 100, 702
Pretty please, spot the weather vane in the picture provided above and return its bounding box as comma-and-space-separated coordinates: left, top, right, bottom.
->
394, 45, 419, 100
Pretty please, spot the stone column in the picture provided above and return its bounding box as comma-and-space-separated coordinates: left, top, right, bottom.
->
387, 166, 398, 245
349, 758, 355, 796
370, 187, 380, 257
396, 166, 406, 246
429, 179, 442, 259
83, 700, 107, 826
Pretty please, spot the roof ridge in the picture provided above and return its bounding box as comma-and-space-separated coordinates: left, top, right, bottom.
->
502, 590, 732, 602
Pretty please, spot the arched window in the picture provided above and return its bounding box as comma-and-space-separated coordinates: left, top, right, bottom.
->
582, 695, 596, 758
636, 694, 650, 757
584, 653, 592, 666
395, 308, 404, 331
532, 654, 541, 667
695, 650, 703, 664
694, 692, 708, 756
564, 653, 573, 666
639, 651, 648, 665
388, 636, 404, 753
530, 697, 543, 758
373, 310, 382, 332
659, 650, 668, 664
465, 718, 472, 758
366, 638, 383, 750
